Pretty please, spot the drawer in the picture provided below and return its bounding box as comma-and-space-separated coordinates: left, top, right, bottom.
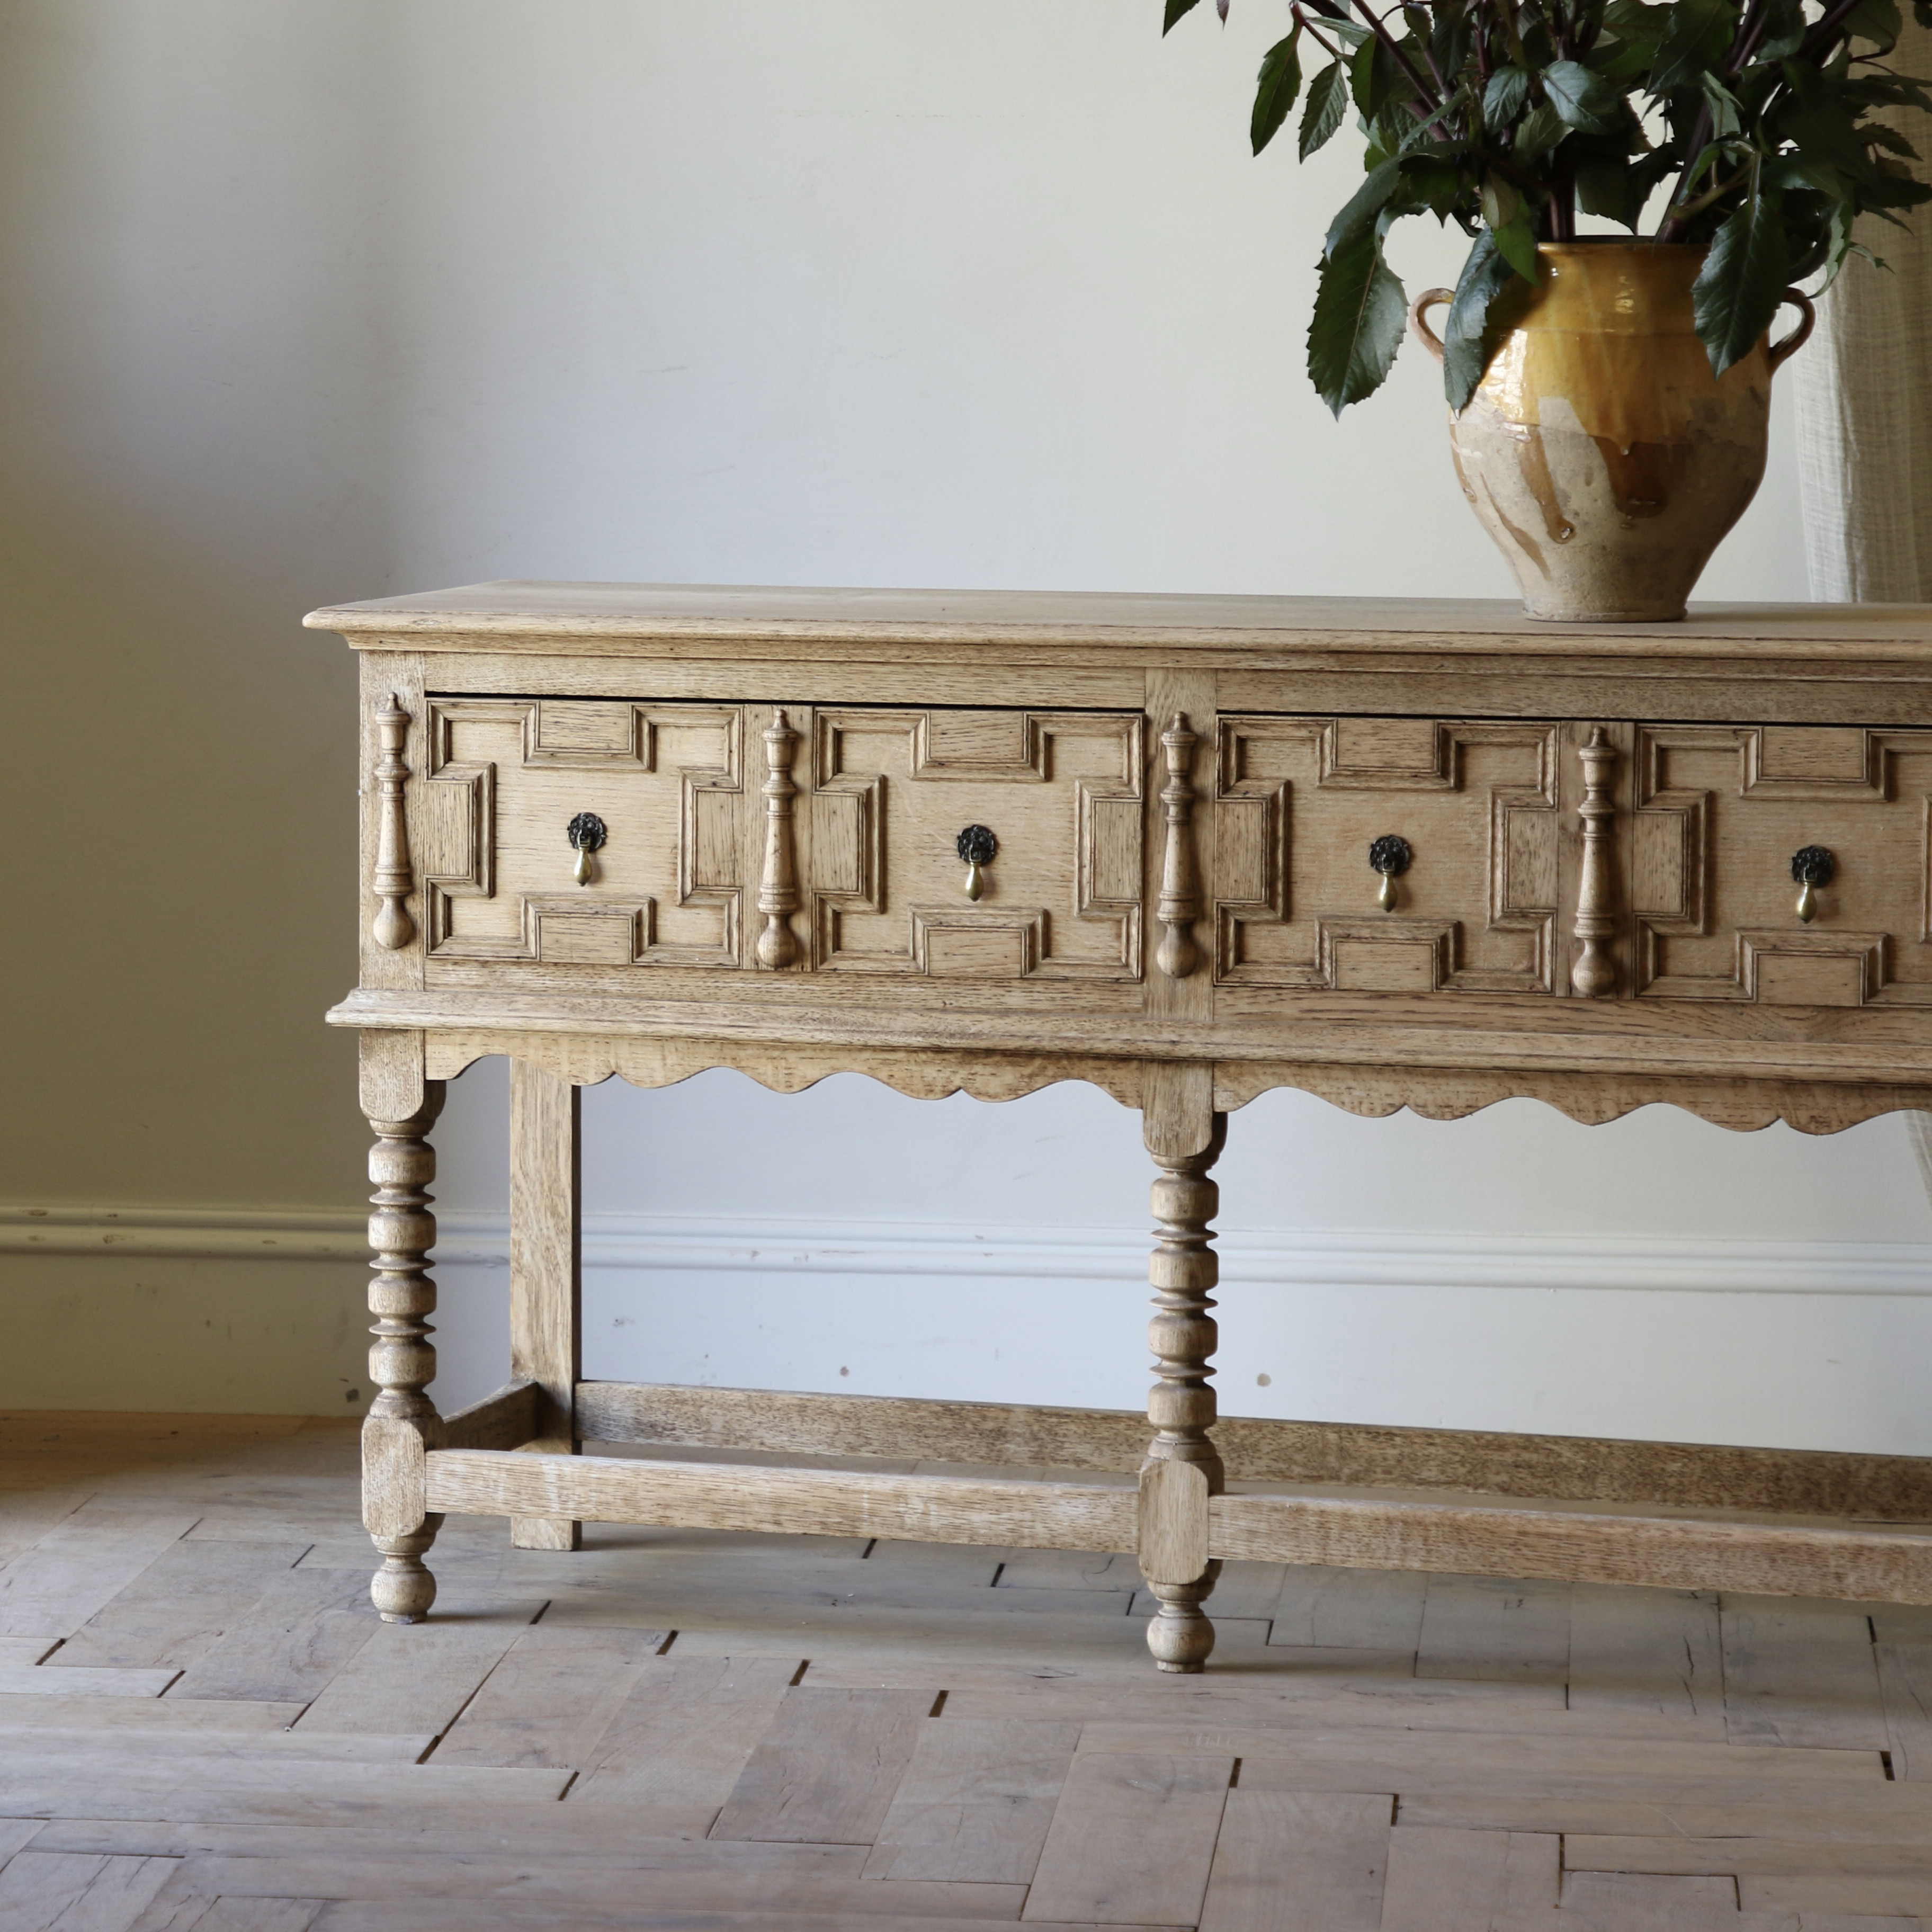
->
1634, 724, 1932, 1007
808, 707, 1144, 978
1211, 715, 1564, 994
410, 698, 1144, 981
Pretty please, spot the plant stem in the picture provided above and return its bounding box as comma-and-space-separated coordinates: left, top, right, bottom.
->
1353, 0, 1446, 110
1656, 101, 1714, 238
1799, 0, 1869, 63
1289, 5, 1349, 62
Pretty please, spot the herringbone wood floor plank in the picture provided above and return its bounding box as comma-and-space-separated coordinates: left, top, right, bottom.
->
0, 1416, 1917, 1929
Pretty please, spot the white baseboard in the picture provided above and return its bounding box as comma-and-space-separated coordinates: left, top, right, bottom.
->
3, 1203, 1928, 1298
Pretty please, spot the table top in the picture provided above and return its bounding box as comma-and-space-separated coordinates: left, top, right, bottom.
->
306, 582, 1932, 663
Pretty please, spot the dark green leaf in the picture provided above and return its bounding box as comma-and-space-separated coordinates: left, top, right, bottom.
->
1542, 58, 1626, 132
1162, 0, 1203, 32
1700, 71, 1745, 138
1350, 31, 1406, 118
1774, 91, 1868, 173
1514, 101, 1570, 160
1251, 31, 1304, 153
1845, 0, 1903, 47
1595, 35, 1660, 78
1648, 0, 1736, 92
1493, 210, 1543, 276
1692, 189, 1792, 374
1299, 61, 1349, 157
1576, 151, 1643, 221
1443, 228, 1521, 410
1480, 175, 1523, 228
1323, 158, 1403, 258
1432, 13, 1472, 81
1403, 153, 1463, 210
1754, 0, 1808, 61
1765, 154, 1851, 197
1484, 64, 1531, 126
1307, 228, 1409, 415
1605, 0, 1671, 30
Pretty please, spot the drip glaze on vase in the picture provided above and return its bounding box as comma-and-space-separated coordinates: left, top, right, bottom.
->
1412, 241, 1813, 623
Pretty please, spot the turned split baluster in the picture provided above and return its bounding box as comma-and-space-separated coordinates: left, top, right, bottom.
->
1571, 725, 1618, 998
756, 708, 801, 969
362, 1087, 446, 1622
1139, 1100, 1227, 1672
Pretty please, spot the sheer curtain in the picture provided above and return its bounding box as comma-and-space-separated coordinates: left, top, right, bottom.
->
1794, 18, 1932, 600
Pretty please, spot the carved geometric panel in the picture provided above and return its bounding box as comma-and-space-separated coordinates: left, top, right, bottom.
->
418, 699, 744, 968
807, 709, 1144, 979
1634, 726, 1932, 1004
1213, 717, 1560, 991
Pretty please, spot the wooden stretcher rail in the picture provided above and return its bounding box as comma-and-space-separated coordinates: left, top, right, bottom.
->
420, 1438, 1932, 1606
1210, 1492, 1932, 1605
421, 1448, 1140, 1553
572, 1380, 1932, 1522
442, 1379, 540, 1452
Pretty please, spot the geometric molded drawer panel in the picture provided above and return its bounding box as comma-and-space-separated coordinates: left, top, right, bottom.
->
417, 699, 745, 968
1213, 715, 1561, 992
807, 708, 1145, 980
1634, 724, 1932, 1004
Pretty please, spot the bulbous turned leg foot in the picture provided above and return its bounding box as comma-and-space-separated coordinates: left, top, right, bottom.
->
361, 1088, 446, 1623
1146, 1562, 1222, 1672
371, 1520, 444, 1624
1138, 1097, 1228, 1675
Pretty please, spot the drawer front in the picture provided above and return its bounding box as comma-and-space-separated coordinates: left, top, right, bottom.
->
410, 699, 1144, 982
1212, 715, 1563, 994
809, 708, 1144, 979
1635, 724, 1932, 1006
417, 699, 746, 967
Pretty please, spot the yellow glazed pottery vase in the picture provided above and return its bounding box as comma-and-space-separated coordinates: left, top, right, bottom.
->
1410, 241, 1814, 622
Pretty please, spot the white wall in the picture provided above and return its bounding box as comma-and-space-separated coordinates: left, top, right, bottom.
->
5, 1, 1926, 1452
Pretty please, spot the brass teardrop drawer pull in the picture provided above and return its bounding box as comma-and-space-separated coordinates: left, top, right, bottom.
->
567, 811, 608, 887
1368, 834, 1411, 913
1792, 844, 1834, 924
956, 824, 997, 901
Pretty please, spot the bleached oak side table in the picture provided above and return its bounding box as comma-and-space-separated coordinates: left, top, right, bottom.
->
311, 583, 1932, 1672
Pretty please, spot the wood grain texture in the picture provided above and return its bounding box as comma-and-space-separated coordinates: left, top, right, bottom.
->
1566, 1582, 1724, 1733
422, 1449, 1138, 1552
1378, 1823, 1560, 1929
507, 1062, 580, 1552
303, 582, 1932, 657
1208, 1488, 1932, 1603
862, 1716, 1079, 1883
1415, 1574, 1572, 1685
430, 1625, 666, 1768
326, 588, 1932, 1652
573, 1381, 1932, 1520
708, 1687, 929, 1845
567, 1653, 802, 1824
1197, 1789, 1391, 1932
1022, 1751, 1232, 1926
440, 1382, 540, 1454
16, 1418, 1932, 1928
1722, 1598, 1890, 1749
48, 1541, 309, 1672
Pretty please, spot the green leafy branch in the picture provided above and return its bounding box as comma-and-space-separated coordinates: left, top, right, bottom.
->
1166, 0, 1932, 410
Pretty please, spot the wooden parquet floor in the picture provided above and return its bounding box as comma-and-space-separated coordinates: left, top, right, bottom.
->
1, 1416, 1929, 1931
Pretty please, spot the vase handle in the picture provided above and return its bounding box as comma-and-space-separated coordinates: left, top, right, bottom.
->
1769, 288, 1817, 370
1409, 288, 1454, 365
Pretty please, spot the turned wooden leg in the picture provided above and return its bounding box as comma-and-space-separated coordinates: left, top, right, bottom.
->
509, 1061, 582, 1550
1139, 1068, 1227, 1674
363, 1085, 447, 1623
